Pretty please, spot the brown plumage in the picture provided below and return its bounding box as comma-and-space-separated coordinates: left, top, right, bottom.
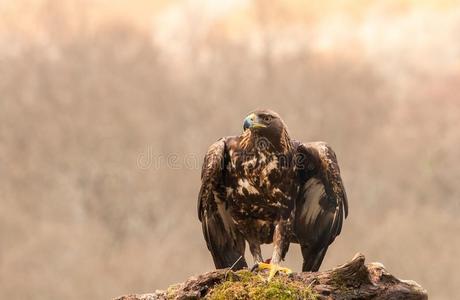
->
198, 109, 348, 272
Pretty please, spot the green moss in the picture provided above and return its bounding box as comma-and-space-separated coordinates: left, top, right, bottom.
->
206, 270, 317, 300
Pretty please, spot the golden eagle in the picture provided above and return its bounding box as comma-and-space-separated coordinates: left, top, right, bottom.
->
198, 109, 348, 279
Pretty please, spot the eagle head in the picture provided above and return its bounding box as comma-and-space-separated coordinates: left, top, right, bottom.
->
242, 109, 291, 153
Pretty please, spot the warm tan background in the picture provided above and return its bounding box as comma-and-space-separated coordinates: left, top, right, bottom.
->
1, 0, 459, 299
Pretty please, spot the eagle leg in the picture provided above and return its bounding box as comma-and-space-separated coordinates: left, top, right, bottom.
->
249, 242, 265, 273
249, 242, 264, 264
246, 242, 266, 280
255, 221, 293, 281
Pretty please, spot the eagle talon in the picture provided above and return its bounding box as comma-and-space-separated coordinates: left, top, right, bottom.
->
256, 262, 292, 281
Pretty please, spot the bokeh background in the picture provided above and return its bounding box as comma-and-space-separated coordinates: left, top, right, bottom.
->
1, 0, 459, 299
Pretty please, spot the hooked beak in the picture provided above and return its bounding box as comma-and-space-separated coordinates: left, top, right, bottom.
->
243, 113, 266, 131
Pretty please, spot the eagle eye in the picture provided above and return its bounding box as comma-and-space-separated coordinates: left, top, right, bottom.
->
263, 115, 272, 122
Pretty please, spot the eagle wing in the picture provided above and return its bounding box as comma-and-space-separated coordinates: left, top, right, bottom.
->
197, 138, 247, 269
293, 141, 348, 271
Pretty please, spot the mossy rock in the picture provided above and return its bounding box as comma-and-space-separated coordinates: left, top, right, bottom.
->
205, 270, 318, 300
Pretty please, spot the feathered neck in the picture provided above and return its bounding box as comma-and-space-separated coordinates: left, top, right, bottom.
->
239, 128, 292, 154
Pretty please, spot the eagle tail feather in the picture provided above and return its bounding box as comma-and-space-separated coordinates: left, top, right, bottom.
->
301, 245, 328, 272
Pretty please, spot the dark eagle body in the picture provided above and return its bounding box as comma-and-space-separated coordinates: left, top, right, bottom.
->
198, 110, 348, 272
223, 134, 297, 244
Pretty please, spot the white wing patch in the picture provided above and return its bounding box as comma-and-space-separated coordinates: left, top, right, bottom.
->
300, 178, 326, 226
217, 202, 236, 239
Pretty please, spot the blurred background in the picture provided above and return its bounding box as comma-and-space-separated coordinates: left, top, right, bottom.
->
1, 0, 459, 299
